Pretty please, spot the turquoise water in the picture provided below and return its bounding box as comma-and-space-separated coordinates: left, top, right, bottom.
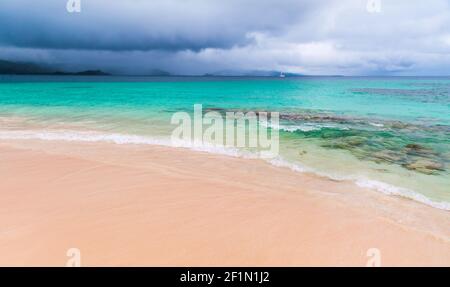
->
0, 76, 449, 209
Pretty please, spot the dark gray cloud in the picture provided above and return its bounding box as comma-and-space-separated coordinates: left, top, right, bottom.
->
0, 0, 449, 75
0, 0, 317, 51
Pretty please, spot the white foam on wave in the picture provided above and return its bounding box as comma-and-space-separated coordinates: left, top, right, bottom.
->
0, 130, 257, 159
369, 122, 384, 128
270, 155, 450, 211
260, 121, 349, 133
355, 179, 450, 211
0, 130, 171, 145
272, 156, 450, 211
1, 129, 449, 211
278, 125, 321, 132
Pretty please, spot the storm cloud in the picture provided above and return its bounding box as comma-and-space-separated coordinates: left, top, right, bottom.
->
0, 0, 318, 51
0, 0, 449, 75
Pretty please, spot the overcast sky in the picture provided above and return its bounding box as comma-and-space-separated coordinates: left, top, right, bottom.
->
1, 0, 449, 75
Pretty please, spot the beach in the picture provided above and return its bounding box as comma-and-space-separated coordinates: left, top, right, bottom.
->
1, 0, 450, 270
1, 139, 449, 266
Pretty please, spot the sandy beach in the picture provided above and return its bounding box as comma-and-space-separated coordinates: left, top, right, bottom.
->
0, 139, 449, 266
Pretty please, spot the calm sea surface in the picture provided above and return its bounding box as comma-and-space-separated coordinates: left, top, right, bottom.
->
1, 76, 449, 209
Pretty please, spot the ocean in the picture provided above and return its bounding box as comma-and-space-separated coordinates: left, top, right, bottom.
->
0, 75, 449, 209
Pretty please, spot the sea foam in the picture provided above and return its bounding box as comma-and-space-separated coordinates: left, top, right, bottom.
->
260, 121, 350, 133
1, 129, 448, 211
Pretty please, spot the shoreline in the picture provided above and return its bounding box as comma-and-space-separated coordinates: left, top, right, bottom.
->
0, 127, 448, 211
0, 139, 449, 266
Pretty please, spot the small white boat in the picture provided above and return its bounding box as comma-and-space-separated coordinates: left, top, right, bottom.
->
279, 72, 285, 78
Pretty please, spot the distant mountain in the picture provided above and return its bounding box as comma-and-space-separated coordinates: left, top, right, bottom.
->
1, 59, 341, 77
0, 59, 110, 76
145, 69, 172, 76
0, 59, 55, 75
53, 70, 110, 76
203, 69, 303, 77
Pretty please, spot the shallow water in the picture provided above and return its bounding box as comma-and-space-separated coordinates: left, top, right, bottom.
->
0, 75, 449, 208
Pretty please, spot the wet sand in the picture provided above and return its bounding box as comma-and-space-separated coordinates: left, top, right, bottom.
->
0, 140, 449, 266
